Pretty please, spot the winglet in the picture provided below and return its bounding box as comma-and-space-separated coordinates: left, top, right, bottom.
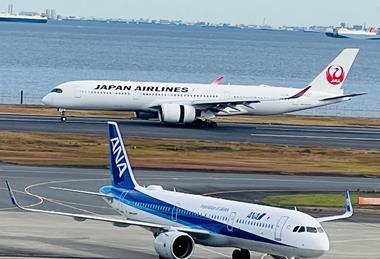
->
284, 85, 312, 100
5, 180, 18, 207
345, 190, 353, 215
317, 190, 353, 223
212, 76, 224, 85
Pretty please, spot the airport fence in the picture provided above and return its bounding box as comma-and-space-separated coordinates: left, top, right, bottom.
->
0, 92, 379, 118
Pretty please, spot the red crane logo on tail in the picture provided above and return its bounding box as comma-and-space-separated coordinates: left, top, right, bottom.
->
326, 65, 345, 85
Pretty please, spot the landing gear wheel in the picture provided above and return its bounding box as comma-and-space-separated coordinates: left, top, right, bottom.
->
240, 249, 250, 259
232, 250, 242, 259
205, 120, 217, 128
58, 108, 67, 122
232, 249, 251, 259
192, 119, 217, 128
193, 119, 203, 128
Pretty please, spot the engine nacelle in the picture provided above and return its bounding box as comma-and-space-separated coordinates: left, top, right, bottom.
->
135, 111, 158, 120
159, 104, 196, 124
154, 231, 195, 259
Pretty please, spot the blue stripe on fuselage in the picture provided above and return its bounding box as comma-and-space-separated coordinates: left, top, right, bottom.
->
100, 185, 292, 248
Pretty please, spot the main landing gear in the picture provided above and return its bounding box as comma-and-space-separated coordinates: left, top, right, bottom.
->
232, 249, 251, 259
58, 108, 67, 122
192, 119, 217, 128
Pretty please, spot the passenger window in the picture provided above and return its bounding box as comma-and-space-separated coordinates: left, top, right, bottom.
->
307, 227, 318, 233
298, 226, 305, 233
293, 226, 299, 232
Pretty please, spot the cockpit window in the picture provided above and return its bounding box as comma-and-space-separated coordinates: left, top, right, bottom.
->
317, 227, 325, 233
51, 88, 63, 93
298, 226, 305, 232
293, 226, 299, 232
307, 227, 318, 233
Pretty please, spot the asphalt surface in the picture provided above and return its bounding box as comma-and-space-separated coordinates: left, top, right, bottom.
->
0, 164, 379, 259
0, 115, 380, 149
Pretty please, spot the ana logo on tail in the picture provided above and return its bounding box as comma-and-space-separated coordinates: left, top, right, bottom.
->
110, 137, 127, 177
326, 65, 345, 85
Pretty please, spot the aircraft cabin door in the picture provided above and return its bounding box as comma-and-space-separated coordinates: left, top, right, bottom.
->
171, 203, 180, 222
74, 88, 82, 98
227, 212, 237, 232
274, 216, 289, 241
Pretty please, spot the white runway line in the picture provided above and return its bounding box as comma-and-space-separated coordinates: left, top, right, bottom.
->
251, 133, 380, 141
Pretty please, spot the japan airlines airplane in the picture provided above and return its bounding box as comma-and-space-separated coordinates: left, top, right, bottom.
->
6, 122, 353, 259
41, 48, 365, 127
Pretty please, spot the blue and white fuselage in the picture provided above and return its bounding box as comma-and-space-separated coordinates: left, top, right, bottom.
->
6, 121, 353, 259
100, 184, 328, 258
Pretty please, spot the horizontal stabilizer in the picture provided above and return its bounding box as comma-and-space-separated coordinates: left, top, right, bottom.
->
320, 93, 367, 102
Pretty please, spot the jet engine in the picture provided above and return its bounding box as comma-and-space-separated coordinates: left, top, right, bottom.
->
159, 104, 196, 124
154, 231, 195, 259
135, 111, 158, 120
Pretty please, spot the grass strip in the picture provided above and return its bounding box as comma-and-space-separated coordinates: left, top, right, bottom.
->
262, 193, 359, 207
0, 131, 379, 176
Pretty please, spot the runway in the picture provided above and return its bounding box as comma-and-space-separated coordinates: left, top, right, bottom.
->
0, 115, 380, 149
0, 164, 379, 258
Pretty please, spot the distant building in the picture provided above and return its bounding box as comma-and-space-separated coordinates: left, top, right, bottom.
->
51, 9, 56, 19
45, 9, 57, 20
353, 25, 363, 30
7, 3, 13, 14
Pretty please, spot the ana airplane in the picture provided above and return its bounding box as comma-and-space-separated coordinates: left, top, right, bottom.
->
42, 48, 365, 127
6, 121, 353, 259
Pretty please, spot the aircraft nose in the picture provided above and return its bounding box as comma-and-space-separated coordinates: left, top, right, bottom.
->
41, 93, 53, 106
314, 234, 330, 254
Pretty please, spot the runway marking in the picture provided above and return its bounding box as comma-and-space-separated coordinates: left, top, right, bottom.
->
0, 188, 41, 211
251, 133, 380, 141
48, 198, 114, 210
331, 238, 380, 244
259, 126, 380, 135
23, 178, 109, 215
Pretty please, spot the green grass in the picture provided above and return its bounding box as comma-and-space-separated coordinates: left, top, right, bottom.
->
262, 193, 358, 207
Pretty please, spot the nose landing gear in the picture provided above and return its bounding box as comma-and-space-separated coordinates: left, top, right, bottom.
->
58, 108, 67, 122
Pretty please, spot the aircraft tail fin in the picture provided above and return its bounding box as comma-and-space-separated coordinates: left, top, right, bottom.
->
308, 48, 359, 94
107, 121, 138, 189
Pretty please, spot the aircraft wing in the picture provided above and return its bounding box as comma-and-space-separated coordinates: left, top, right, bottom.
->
6, 181, 209, 237
317, 190, 353, 223
212, 76, 224, 85
191, 85, 312, 111
49, 186, 114, 198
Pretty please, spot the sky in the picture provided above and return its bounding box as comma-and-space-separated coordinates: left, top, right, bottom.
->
3, 0, 380, 27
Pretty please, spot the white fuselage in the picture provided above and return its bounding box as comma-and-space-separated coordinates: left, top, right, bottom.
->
100, 185, 329, 258
42, 80, 343, 116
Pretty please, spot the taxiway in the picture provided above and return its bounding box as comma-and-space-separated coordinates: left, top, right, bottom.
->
0, 164, 379, 258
